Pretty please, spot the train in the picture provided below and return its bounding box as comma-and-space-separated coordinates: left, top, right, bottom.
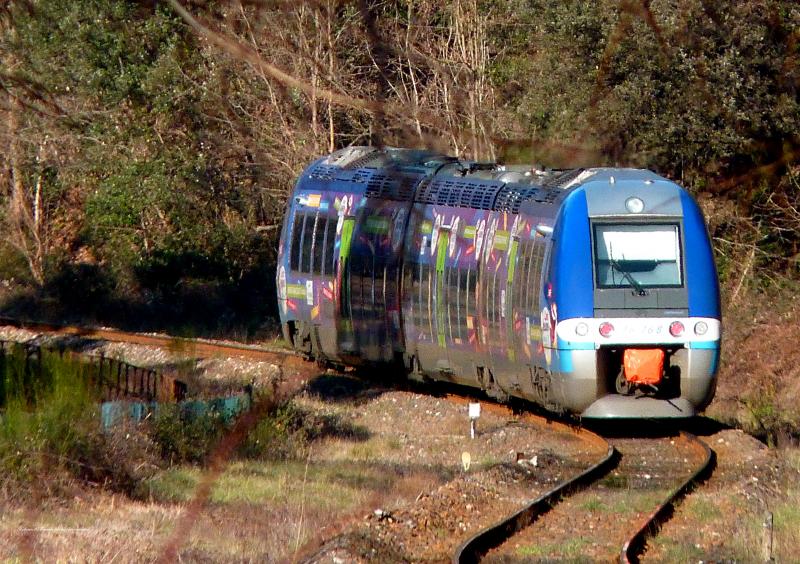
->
276, 146, 721, 418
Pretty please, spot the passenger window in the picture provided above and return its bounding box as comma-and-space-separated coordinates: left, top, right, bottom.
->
452, 267, 462, 343
420, 264, 432, 336
464, 266, 474, 324
325, 219, 337, 275
313, 216, 327, 275
446, 265, 455, 342
490, 269, 499, 340
289, 213, 304, 272
527, 239, 545, 314
301, 213, 316, 273
522, 241, 533, 311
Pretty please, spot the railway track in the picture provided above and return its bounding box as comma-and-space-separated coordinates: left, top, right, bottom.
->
620, 432, 715, 563
0, 318, 716, 562
473, 432, 714, 563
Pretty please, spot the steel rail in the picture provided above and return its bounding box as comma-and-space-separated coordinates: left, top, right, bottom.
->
619, 431, 715, 563
452, 438, 619, 564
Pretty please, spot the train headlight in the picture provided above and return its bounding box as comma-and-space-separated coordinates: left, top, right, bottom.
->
669, 321, 685, 337
625, 197, 645, 214
575, 322, 589, 336
694, 321, 708, 336
599, 322, 614, 338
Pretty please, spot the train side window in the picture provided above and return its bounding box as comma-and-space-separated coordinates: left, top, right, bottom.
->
418, 263, 430, 335
490, 268, 499, 341
385, 263, 396, 310
313, 216, 327, 275
290, 213, 304, 272
523, 240, 535, 314
301, 212, 316, 273
402, 261, 413, 319
446, 265, 455, 343
527, 239, 545, 314
453, 267, 462, 343
425, 263, 435, 337
512, 240, 525, 313
484, 268, 491, 337
325, 218, 337, 275
375, 260, 385, 312
464, 266, 474, 324
525, 240, 535, 314
459, 268, 469, 341
350, 254, 363, 320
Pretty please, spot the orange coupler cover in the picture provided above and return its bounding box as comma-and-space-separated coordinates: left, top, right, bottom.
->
623, 349, 665, 385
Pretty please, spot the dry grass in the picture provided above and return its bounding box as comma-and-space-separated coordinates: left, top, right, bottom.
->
0, 388, 452, 562
709, 282, 800, 441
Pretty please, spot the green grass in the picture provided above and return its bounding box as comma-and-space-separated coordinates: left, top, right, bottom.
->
648, 538, 706, 562
0, 345, 105, 485
579, 496, 607, 512
686, 496, 723, 523
774, 489, 800, 561
516, 537, 592, 560
601, 473, 628, 488
143, 460, 395, 511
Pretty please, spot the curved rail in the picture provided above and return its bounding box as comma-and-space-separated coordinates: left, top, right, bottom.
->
453, 441, 619, 564
619, 432, 715, 563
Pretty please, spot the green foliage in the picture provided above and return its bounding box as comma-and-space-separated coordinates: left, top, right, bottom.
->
0, 345, 152, 492
149, 403, 228, 465
9, 1, 186, 105
1, 0, 798, 345
238, 402, 308, 461
493, 0, 799, 181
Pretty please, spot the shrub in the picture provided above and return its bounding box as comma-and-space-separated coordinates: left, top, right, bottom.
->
237, 402, 307, 461
149, 403, 228, 465
0, 345, 157, 495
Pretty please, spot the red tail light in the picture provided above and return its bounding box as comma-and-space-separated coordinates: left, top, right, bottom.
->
669, 321, 685, 337
599, 322, 614, 338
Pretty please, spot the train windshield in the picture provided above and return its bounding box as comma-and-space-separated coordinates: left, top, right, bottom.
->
593, 223, 682, 288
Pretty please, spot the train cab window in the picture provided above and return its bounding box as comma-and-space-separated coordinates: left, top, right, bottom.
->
594, 224, 682, 288
289, 213, 304, 272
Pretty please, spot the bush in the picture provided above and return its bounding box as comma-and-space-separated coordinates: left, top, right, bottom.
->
149, 403, 229, 465
237, 402, 308, 461
0, 345, 157, 496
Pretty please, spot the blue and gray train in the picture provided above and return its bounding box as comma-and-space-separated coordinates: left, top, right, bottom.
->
276, 147, 721, 418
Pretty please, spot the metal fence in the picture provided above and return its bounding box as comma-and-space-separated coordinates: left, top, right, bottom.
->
0, 340, 187, 404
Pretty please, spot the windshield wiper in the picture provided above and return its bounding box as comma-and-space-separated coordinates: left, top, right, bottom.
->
609, 258, 648, 296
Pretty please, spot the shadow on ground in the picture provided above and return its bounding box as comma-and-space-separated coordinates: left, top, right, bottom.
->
0, 257, 280, 341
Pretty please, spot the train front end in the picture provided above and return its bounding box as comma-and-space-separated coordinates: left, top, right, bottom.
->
547, 170, 721, 418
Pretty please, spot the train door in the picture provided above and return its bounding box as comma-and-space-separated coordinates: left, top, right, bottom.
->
434, 227, 450, 350
337, 216, 357, 355
315, 214, 340, 359
506, 233, 521, 363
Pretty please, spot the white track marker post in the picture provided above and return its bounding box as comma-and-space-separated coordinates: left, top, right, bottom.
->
468, 402, 481, 439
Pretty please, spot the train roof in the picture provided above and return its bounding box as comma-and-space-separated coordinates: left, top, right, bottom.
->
300, 147, 683, 216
